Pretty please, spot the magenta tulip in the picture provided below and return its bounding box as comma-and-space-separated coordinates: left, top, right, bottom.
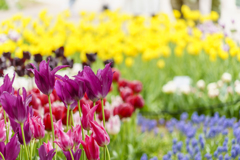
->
90, 121, 110, 147
63, 149, 82, 160
53, 120, 63, 138
72, 125, 82, 148
0, 73, 15, 95
54, 129, 74, 151
29, 116, 45, 139
81, 104, 98, 131
38, 142, 56, 160
80, 135, 100, 160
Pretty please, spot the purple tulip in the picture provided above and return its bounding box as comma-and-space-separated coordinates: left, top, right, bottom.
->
28, 60, 68, 95
55, 78, 75, 109
55, 75, 86, 108
81, 104, 98, 131
0, 73, 15, 95
90, 121, 110, 147
9, 117, 32, 145
0, 87, 31, 124
63, 149, 82, 160
76, 63, 113, 102
0, 134, 20, 160
38, 143, 56, 160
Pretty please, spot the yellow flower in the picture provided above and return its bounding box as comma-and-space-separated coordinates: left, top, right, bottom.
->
157, 59, 165, 69
125, 57, 134, 67
173, 10, 181, 18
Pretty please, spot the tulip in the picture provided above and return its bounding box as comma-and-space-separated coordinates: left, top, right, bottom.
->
0, 73, 15, 95
63, 149, 82, 160
72, 125, 82, 148
0, 134, 20, 160
54, 129, 74, 151
81, 135, 100, 160
55, 78, 75, 108
38, 142, 56, 160
28, 60, 68, 95
0, 87, 31, 124
44, 113, 56, 131
126, 95, 145, 109
104, 59, 114, 68
43, 141, 54, 153
76, 63, 113, 102
112, 68, 120, 82
128, 80, 143, 93
98, 109, 110, 122
86, 53, 97, 63
81, 104, 98, 131
29, 116, 45, 139
118, 79, 129, 90
90, 121, 110, 147
9, 117, 32, 145
53, 120, 64, 138
0, 120, 6, 142
120, 87, 133, 101
106, 115, 121, 135
113, 103, 134, 118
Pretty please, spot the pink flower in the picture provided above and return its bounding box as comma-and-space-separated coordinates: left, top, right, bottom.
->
53, 120, 63, 138
29, 116, 45, 139
72, 125, 82, 148
43, 141, 53, 153
81, 135, 100, 160
81, 104, 98, 131
90, 121, 110, 147
106, 115, 121, 135
54, 129, 74, 151
0, 119, 6, 142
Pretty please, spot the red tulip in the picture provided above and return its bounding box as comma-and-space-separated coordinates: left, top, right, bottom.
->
126, 95, 145, 109
120, 87, 133, 101
98, 109, 110, 122
128, 80, 143, 93
112, 68, 120, 82
113, 103, 134, 118
44, 113, 56, 131
118, 79, 129, 90
40, 94, 54, 106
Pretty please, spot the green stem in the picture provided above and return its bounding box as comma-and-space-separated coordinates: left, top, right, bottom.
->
101, 99, 105, 127
20, 123, 29, 160
87, 130, 90, 136
48, 95, 56, 160
3, 110, 8, 143
71, 110, 74, 127
67, 105, 70, 131
103, 146, 106, 160
77, 100, 85, 160
93, 102, 96, 121
106, 145, 111, 160
0, 152, 5, 160
69, 149, 74, 160
77, 100, 85, 141
19, 145, 22, 160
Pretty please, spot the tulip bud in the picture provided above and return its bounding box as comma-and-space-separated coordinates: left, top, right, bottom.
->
118, 79, 129, 90
43, 141, 53, 153
90, 121, 110, 147
29, 116, 45, 139
39, 141, 56, 160
113, 103, 134, 118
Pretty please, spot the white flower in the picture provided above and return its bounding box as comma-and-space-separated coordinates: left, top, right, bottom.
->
208, 88, 219, 98
221, 72, 232, 83
179, 85, 191, 95
207, 82, 217, 90
106, 115, 121, 135
8, 30, 20, 42
197, 79, 205, 89
162, 81, 176, 94
235, 84, 240, 95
